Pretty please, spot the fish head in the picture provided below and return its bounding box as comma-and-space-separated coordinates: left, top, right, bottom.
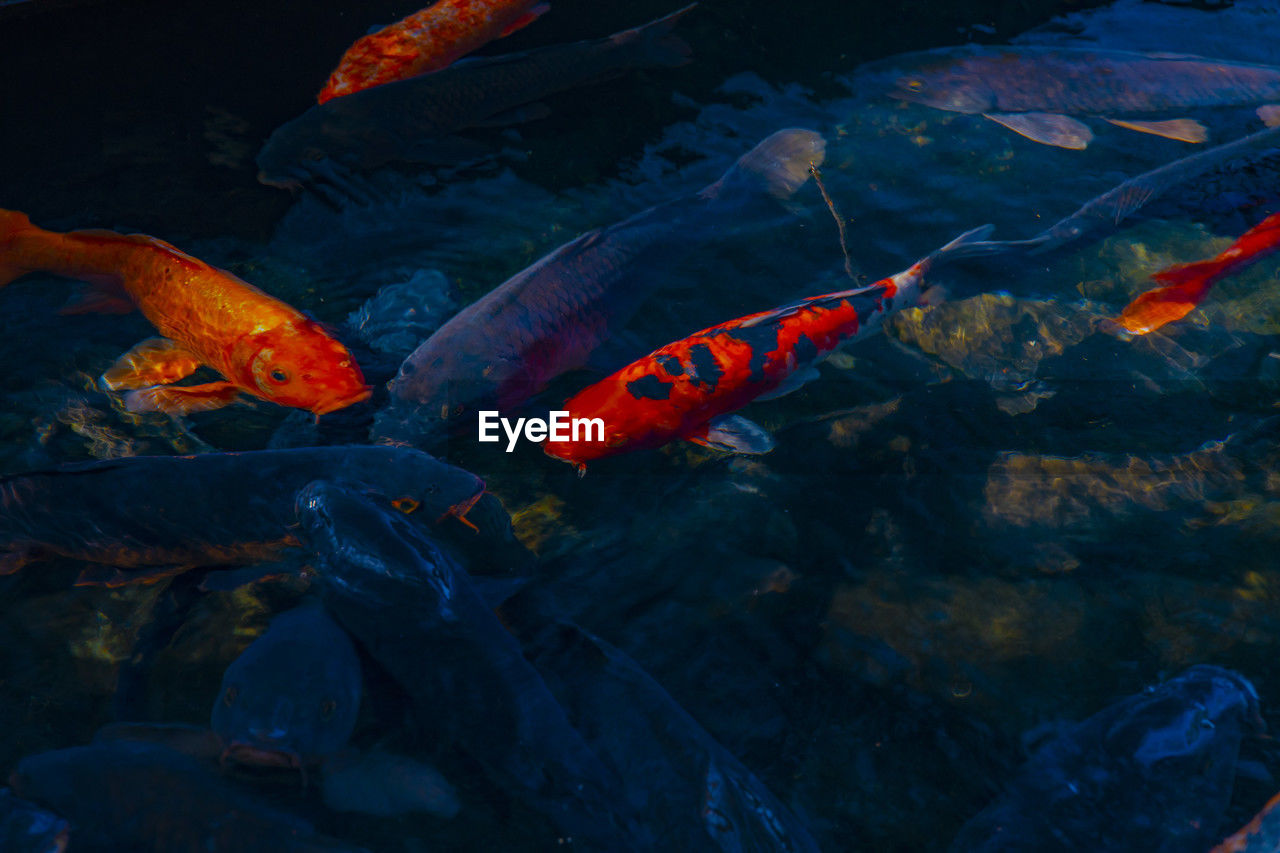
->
885, 64, 995, 114
338, 446, 487, 529
542, 376, 669, 467
234, 320, 371, 416
212, 605, 363, 769
1103, 665, 1262, 770
295, 480, 461, 618
256, 108, 342, 190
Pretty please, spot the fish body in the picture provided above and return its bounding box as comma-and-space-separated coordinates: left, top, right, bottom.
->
543, 226, 993, 468
258, 6, 693, 188
372, 127, 826, 448
508, 611, 820, 852
863, 45, 1280, 148
317, 0, 550, 104
0, 216, 364, 414
951, 665, 1262, 852
0, 446, 485, 584
212, 603, 362, 772
295, 481, 629, 847
0, 789, 68, 853
0, 210, 369, 416
1118, 210, 1280, 333
9, 742, 366, 852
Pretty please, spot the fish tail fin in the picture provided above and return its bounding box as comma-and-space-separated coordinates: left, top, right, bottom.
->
0, 208, 37, 287
611, 4, 695, 69
702, 128, 828, 203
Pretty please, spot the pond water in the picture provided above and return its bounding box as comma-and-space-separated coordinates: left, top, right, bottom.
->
3, 0, 1280, 850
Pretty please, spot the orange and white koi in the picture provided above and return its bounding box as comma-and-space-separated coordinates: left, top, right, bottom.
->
317, 0, 551, 104
1117, 211, 1280, 334
0, 209, 370, 416
543, 226, 995, 470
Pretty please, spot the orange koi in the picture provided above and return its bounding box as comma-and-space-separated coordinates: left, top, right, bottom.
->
1117, 211, 1280, 334
543, 226, 995, 471
0, 209, 370, 416
317, 0, 551, 105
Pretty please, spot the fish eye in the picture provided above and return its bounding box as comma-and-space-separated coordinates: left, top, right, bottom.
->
269, 368, 290, 384
452, 405, 464, 416
391, 497, 420, 514
319, 699, 337, 721
223, 685, 239, 707
304, 148, 326, 162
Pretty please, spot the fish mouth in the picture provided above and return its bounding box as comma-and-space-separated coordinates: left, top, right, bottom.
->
257, 169, 302, 191
312, 385, 373, 417
221, 741, 303, 770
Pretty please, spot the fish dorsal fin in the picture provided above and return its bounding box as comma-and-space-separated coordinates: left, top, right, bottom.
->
983, 112, 1093, 150
1104, 117, 1207, 143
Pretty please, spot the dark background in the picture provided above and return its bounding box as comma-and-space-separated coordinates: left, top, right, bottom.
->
0, 0, 1105, 238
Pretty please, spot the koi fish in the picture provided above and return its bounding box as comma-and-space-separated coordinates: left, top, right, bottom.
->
503, 606, 821, 852
9, 742, 368, 852
951, 665, 1262, 852
0, 446, 486, 585
1117, 211, 1280, 334
213, 603, 362, 773
542, 225, 995, 471
317, 0, 551, 104
860, 45, 1280, 149
258, 6, 693, 190
963, 123, 1280, 258
372, 127, 826, 449
0, 210, 369, 416
295, 481, 630, 847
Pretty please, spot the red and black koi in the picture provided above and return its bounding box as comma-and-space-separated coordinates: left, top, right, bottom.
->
543, 226, 995, 470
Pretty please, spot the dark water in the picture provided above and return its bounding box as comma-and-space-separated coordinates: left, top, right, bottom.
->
5, 0, 1280, 850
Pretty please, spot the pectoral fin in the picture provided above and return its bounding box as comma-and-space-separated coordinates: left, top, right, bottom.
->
754, 367, 821, 402
687, 414, 776, 455
1258, 105, 1280, 128
101, 338, 202, 391
124, 381, 242, 415
982, 112, 1093, 149
1104, 117, 1207, 143
498, 4, 550, 37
